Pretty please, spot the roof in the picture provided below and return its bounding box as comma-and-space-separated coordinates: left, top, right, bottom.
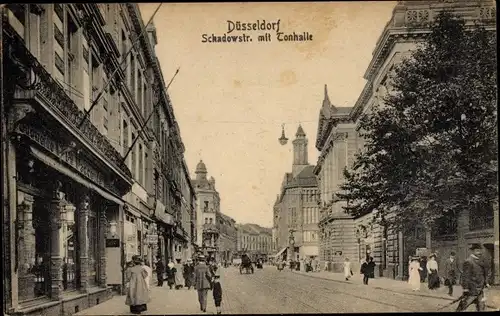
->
220, 212, 236, 224
238, 223, 272, 236
195, 160, 207, 173
295, 124, 306, 137
285, 165, 317, 188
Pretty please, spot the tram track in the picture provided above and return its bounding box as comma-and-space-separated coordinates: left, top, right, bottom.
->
243, 267, 424, 313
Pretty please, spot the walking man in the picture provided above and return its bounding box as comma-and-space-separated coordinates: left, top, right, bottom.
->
195, 255, 212, 313
155, 258, 164, 287
456, 244, 490, 312
443, 251, 461, 296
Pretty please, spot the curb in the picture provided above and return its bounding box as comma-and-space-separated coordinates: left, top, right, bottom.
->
290, 270, 497, 309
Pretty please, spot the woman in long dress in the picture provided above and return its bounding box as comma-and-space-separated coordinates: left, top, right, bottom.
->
166, 260, 176, 289
408, 257, 423, 291
174, 259, 185, 289
343, 258, 352, 281
427, 254, 440, 290
125, 255, 150, 314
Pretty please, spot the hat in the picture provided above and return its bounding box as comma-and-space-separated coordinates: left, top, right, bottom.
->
411, 256, 420, 261
187, 258, 193, 263
132, 255, 142, 264
470, 243, 482, 250
214, 270, 220, 278
198, 254, 206, 260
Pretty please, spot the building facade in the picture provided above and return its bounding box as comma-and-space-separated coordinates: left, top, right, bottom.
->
237, 224, 273, 260
315, 0, 497, 280
1, 4, 194, 315
274, 126, 320, 261
192, 160, 221, 260
179, 159, 197, 261
217, 213, 238, 262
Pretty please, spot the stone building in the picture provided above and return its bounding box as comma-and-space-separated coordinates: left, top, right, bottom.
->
315, 0, 497, 280
217, 213, 238, 262
192, 160, 221, 260
237, 224, 273, 260
314, 85, 373, 274
176, 158, 197, 262
274, 126, 320, 261
1, 4, 193, 315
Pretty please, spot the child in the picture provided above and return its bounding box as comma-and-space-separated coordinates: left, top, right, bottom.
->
212, 270, 222, 314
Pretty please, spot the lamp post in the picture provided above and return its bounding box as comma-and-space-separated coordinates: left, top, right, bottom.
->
288, 229, 296, 263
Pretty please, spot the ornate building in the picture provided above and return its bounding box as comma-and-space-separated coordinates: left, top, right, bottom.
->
237, 224, 273, 260
192, 160, 221, 260
274, 126, 320, 261
314, 85, 370, 274
1, 4, 194, 315
315, 0, 497, 280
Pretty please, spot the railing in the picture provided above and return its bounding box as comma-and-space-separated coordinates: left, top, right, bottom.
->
3, 23, 132, 180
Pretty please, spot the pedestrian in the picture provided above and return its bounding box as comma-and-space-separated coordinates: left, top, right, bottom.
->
125, 255, 150, 315
443, 251, 461, 296
212, 270, 223, 315
361, 257, 376, 285
174, 258, 185, 290
155, 258, 165, 287
184, 258, 195, 290
142, 259, 152, 291
324, 260, 329, 272
166, 259, 176, 289
194, 254, 212, 313
427, 254, 440, 290
408, 256, 423, 291
343, 258, 353, 281
419, 256, 428, 283
456, 244, 490, 312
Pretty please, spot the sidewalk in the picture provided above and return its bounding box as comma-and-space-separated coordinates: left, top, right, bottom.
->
75, 286, 216, 315
291, 269, 500, 310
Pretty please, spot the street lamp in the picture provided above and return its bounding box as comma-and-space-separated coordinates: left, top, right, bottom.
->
278, 124, 288, 145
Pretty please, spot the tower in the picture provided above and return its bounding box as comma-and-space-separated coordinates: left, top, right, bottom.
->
292, 124, 309, 177
195, 160, 208, 181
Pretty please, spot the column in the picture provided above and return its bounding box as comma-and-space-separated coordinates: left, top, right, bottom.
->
98, 204, 108, 287
17, 194, 35, 301
49, 197, 64, 300
78, 194, 90, 292
425, 229, 432, 252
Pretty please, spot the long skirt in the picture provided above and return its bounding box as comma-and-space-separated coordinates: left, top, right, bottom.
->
428, 270, 440, 289
130, 304, 147, 314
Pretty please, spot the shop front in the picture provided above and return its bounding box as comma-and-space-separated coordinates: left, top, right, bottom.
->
3, 25, 133, 315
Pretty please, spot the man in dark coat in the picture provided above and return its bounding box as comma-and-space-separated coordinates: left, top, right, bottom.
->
183, 259, 195, 290
360, 257, 376, 285
443, 251, 461, 296
456, 244, 490, 312
194, 255, 212, 313
155, 258, 165, 287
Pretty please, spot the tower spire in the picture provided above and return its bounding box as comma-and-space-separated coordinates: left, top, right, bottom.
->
324, 84, 330, 102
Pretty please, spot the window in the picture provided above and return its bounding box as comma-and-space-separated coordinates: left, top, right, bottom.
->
205, 218, 208, 224
103, 98, 108, 134
138, 72, 143, 113
131, 132, 136, 178
469, 203, 494, 231
66, 11, 78, 99
62, 205, 77, 291
130, 54, 136, 94
87, 212, 98, 287
144, 152, 149, 186
138, 143, 144, 185
122, 120, 129, 155
209, 218, 213, 224
82, 43, 90, 111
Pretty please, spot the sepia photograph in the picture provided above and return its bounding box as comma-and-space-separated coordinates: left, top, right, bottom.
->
0, 1, 498, 315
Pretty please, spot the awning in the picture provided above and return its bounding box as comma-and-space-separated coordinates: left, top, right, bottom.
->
30, 146, 123, 205
274, 247, 288, 258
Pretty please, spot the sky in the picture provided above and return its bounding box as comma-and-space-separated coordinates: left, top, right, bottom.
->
139, 2, 396, 227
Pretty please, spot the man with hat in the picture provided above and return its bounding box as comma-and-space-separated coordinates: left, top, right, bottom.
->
194, 254, 212, 312
443, 251, 461, 296
456, 243, 490, 312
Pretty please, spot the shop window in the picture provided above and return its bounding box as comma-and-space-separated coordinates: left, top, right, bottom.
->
87, 212, 98, 287
61, 204, 77, 291
18, 198, 51, 301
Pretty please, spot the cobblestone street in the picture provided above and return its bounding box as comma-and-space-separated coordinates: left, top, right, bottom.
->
75, 266, 499, 315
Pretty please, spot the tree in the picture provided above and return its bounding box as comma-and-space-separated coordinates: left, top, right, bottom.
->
337, 12, 497, 231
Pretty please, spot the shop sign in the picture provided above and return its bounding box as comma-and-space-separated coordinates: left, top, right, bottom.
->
147, 234, 158, 244
416, 248, 428, 257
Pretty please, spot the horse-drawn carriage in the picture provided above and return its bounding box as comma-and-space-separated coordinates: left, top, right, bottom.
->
239, 254, 254, 274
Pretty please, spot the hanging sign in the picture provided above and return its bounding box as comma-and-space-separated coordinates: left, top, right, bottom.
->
146, 234, 158, 244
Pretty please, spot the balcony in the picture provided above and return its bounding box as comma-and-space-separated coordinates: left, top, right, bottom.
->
203, 223, 218, 234
3, 23, 132, 182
